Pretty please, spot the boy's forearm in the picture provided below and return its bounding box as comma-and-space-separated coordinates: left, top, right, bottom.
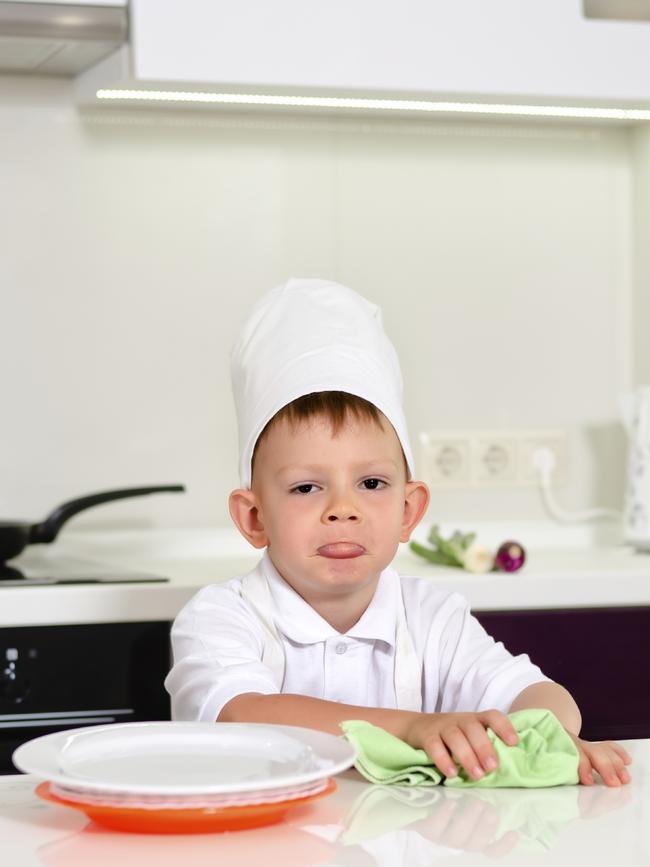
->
508, 681, 582, 735
221, 681, 583, 741
219, 692, 420, 739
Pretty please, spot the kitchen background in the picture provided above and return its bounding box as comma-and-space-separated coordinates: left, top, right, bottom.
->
3, 1, 650, 538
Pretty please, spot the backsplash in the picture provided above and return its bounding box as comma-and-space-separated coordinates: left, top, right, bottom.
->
1, 75, 645, 530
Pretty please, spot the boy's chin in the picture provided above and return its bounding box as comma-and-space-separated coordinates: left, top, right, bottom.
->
312, 553, 385, 583
272, 550, 391, 589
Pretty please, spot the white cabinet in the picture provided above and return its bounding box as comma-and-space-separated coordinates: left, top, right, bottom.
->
77, 0, 650, 110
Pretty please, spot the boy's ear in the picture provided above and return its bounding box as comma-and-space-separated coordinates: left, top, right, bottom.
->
399, 480, 430, 543
228, 489, 269, 549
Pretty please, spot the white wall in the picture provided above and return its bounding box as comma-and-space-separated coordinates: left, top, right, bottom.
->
0, 76, 634, 531
632, 124, 650, 386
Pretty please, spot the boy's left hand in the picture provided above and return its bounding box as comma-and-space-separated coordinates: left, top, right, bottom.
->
567, 733, 632, 786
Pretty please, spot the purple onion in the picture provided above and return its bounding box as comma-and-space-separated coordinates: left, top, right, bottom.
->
494, 541, 526, 573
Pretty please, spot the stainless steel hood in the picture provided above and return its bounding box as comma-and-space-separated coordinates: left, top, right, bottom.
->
583, 0, 650, 21
0, 2, 127, 74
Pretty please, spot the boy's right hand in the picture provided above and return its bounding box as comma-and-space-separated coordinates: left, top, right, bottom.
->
405, 710, 519, 780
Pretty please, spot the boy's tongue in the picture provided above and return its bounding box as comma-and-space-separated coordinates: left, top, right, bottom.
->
317, 543, 365, 559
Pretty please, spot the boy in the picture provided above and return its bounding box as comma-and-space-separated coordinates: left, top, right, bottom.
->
166, 278, 631, 787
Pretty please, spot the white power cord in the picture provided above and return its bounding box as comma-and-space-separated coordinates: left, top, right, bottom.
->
532, 447, 622, 524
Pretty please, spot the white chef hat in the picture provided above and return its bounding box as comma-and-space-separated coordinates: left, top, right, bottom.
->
230, 278, 415, 489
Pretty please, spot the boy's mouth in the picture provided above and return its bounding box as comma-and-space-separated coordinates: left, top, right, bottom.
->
317, 542, 366, 559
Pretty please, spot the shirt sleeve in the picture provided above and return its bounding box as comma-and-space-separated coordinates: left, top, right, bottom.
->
431, 592, 552, 713
164, 581, 280, 722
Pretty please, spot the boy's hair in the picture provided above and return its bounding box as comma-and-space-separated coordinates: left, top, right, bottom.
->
251, 391, 410, 481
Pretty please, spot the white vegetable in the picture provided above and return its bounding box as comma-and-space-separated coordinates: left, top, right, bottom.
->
461, 543, 494, 574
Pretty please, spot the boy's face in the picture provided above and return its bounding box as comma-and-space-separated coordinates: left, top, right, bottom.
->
234, 412, 428, 610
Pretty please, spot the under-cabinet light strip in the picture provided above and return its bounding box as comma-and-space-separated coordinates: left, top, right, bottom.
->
96, 89, 650, 121
0, 717, 117, 728
0, 709, 133, 721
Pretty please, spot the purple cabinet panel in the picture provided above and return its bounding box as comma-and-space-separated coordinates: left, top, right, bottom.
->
474, 607, 650, 741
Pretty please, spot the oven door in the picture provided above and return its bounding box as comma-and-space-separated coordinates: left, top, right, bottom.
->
0, 621, 171, 773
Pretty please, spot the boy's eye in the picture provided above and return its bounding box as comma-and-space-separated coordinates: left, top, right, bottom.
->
292, 484, 317, 494
362, 478, 385, 490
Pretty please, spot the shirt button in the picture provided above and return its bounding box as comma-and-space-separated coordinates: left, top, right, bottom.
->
335, 642, 347, 655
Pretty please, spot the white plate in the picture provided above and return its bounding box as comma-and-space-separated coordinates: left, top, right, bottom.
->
13, 721, 356, 796
49, 777, 330, 809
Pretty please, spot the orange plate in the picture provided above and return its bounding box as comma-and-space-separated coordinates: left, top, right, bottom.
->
35, 779, 336, 835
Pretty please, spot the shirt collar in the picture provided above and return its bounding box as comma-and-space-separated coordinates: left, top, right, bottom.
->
259, 550, 400, 647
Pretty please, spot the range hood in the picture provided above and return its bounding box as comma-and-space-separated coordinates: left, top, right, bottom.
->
0, 1, 127, 75
583, 0, 650, 21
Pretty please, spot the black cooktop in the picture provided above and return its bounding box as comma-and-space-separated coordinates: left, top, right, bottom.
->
0, 554, 169, 586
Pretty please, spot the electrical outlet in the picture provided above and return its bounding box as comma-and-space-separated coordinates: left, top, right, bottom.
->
419, 433, 471, 486
419, 429, 567, 487
518, 431, 567, 485
474, 436, 518, 483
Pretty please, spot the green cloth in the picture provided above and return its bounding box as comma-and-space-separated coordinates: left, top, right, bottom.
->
340, 708, 580, 788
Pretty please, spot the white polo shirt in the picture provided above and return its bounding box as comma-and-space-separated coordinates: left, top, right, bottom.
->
165, 555, 550, 723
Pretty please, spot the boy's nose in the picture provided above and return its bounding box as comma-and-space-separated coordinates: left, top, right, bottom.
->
326, 511, 359, 522
323, 486, 362, 523
324, 503, 360, 522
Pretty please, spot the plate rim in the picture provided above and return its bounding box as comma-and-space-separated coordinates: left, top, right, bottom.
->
13, 721, 356, 795
36, 777, 337, 815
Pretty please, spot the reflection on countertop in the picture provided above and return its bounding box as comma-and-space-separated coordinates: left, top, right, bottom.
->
31, 778, 634, 866
1, 739, 647, 867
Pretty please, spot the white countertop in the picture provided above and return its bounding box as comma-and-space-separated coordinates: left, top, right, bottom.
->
1, 737, 648, 867
1, 527, 650, 627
